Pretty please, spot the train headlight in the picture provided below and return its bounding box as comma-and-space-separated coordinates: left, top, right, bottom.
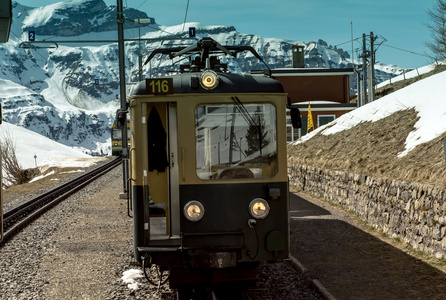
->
184, 200, 205, 222
248, 198, 270, 219
200, 70, 219, 90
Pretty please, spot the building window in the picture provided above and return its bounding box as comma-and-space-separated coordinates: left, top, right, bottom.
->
318, 115, 336, 127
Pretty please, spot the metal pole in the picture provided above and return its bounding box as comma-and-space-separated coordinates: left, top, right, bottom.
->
355, 69, 361, 107
117, 0, 129, 193
369, 32, 375, 102
362, 33, 368, 105
351, 22, 354, 67
138, 22, 142, 81
351, 22, 358, 106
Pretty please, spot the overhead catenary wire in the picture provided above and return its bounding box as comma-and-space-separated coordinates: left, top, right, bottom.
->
333, 34, 433, 64
382, 43, 433, 59
136, 0, 149, 9
182, 0, 190, 32
9, 31, 48, 61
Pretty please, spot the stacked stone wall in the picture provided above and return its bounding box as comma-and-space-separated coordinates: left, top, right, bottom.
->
288, 163, 446, 259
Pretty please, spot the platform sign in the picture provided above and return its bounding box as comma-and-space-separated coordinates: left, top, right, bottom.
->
28, 31, 35, 41
189, 27, 196, 38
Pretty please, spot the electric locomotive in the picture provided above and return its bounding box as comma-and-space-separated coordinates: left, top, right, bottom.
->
128, 37, 294, 288
110, 121, 130, 156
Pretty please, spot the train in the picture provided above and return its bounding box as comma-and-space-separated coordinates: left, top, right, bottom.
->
127, 37, 301, 292
110, 121, 130, 156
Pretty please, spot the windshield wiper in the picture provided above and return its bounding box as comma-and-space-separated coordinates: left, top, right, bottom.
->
231, 97, 264, 156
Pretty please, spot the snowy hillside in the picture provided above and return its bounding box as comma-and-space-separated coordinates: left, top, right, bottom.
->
0, 0, 408, 155
0, 121, 92, 169
294, 70, 446, 158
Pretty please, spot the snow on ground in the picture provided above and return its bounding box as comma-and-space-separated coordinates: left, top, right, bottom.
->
121, 269, 144, 290
29, 170, 56, 183
295, 70, 446, 157
0, 78, 36, 97
377, 62, 445, 88
0, 122, 102, 169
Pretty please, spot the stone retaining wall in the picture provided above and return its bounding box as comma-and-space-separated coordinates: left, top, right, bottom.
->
288, 163, 446, 259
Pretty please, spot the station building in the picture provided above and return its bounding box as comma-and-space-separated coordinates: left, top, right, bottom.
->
271, 45, 356, 142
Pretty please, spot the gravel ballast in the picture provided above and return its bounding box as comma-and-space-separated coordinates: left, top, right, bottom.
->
0, 164, 322, 299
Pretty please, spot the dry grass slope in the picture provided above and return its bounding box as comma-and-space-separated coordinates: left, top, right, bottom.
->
2, 167, 86, 201
288, 106, 446, 189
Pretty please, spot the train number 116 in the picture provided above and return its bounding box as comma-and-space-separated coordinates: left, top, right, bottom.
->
146, 78, 173, 95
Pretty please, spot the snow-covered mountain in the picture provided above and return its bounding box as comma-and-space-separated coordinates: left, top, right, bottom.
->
0, 121, 92, 169
0, 0, 407, 155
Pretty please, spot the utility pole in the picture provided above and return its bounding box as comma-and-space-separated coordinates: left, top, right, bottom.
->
361, 33, 368, 106
117, 0, 129, 194
357, 32, 380, 106
368, 32, 376, 103
134, 18, 152, 81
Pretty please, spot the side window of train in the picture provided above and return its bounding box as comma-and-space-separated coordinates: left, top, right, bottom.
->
195, 103, 278, 180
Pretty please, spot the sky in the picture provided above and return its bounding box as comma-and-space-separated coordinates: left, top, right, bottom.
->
14, 0, 437, 69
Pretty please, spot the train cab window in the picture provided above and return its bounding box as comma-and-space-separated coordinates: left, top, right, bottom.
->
112, 129, 122, 140
195, 103, 278, 180
112, 128, 130, 140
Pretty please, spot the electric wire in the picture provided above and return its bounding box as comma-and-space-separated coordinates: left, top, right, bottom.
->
9, 30, 48, 61
382, 44, 433, 58
182, 0, 190, 32
142, 255, 170, 287
333, 35, 433, 64
136, 0, 149, 9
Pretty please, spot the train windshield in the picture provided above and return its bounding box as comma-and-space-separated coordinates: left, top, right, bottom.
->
112, 129, 122, 140
112, 128, 130, 140
195, 103, 277, 180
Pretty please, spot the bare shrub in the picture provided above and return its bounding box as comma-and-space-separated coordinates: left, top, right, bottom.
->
0, 130, 37, 188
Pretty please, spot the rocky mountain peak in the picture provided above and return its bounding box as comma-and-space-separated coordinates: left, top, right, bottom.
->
22, 0, 153, 37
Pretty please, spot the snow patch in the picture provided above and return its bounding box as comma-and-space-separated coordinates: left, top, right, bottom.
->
121, 269, 144, 290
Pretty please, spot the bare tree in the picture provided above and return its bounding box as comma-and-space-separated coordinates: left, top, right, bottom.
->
425, 0, 446, 61
0, 130, 34, 187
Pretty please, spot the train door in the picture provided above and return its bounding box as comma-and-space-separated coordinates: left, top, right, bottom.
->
143, 102, 180, 239
167, 103, 180, 237
143, 103, 170, 239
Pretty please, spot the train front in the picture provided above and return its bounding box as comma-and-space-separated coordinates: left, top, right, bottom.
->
129, 38, 290, 287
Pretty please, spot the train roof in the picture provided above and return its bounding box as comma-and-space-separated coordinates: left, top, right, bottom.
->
129, 37, 285, 97
129, 72, 284, 96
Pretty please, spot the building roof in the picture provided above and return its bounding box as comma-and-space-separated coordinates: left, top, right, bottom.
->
291, 101, 357, 111
271, 68, 355, 77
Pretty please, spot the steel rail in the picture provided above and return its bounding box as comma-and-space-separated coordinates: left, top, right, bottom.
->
176, 285, 252, 299
1, 157, 122, 244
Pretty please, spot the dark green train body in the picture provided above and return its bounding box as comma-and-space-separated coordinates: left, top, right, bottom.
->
110, 122, 130, 156
128, 38, 293, 288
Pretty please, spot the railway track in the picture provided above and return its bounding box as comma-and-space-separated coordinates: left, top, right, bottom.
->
176, 284, 252, 300
1, 157, 122, 244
